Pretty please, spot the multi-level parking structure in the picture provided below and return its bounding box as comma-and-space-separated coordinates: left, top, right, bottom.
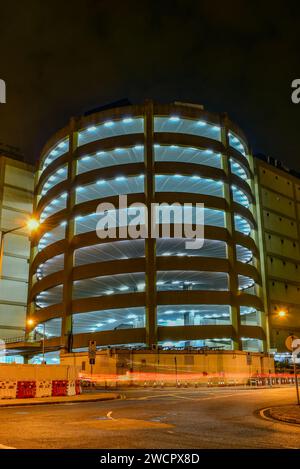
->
27, 100, 268, 354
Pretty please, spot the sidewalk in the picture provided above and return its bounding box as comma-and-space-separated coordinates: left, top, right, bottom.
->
268, 405, 300, 425
0, 392, 120, 407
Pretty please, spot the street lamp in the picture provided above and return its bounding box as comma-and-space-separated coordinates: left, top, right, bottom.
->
278, 310, 287, 318
26, 218, 40, 232
0, 217, 40, 357
27, 318, 46, 364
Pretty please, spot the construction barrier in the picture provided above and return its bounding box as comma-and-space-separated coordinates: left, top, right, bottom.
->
0, 379, 81, 400
75, 379, 81, 395
0, 380, 17, 399
52, 380, 68, 397
0, 364, 80, 400
67, 380, 76, 396
36, 380, 52, 398
16, 381, 36, 399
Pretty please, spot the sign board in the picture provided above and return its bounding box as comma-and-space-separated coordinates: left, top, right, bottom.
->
246, 352, 252, 366
0, 79, 6, 104
88, 340, 97, 365
285, 335, 299, 352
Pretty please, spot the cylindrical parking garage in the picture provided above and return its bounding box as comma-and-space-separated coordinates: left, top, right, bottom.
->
27, 100, 267, 354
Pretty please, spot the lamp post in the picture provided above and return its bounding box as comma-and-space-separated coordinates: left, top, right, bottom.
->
290, 335, 300, 406
27, 318, 46, 364
276, 309, 299, 400
293, 351, 300, 406
0, 217, 40, 356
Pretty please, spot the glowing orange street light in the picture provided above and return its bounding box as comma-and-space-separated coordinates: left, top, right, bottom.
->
278, 310, 287, 318
27, 318, 35, 327
26, 217, 40, 233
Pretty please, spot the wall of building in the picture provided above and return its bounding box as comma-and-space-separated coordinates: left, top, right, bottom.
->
255, 159, 300, 352
0, 155, 34, 341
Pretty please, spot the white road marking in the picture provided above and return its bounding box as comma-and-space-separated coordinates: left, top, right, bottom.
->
136, 393, 178, 400
166, 394, 199, 400
198, 391, 255, 401
130, 391, 256, 402
106, 411, 116, 420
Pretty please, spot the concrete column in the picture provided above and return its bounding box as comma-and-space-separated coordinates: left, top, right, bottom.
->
144, 99, 157, 347
61, 117, 78, 353
183, 312, 194, 347
184, 311, 194, 326
251, 157, 270, 352
220, 114, 240, 350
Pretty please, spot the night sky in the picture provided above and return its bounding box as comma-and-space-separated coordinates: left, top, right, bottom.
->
0, 0, 300, 170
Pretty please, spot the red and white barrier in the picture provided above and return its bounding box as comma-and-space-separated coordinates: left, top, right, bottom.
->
52, 380, 68, 397
36, 380, 52, 398
67, 380, 76, 396
75, 379, 82, 395
16, 381, 36, 398
0, 380, 17, 399
0, 379, 81, 399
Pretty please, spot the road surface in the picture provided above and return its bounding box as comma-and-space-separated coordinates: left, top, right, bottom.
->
0, 386, 299, 449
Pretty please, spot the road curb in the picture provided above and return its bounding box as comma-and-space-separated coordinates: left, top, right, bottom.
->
259, 406, 300, 426
0, 393, 121, 407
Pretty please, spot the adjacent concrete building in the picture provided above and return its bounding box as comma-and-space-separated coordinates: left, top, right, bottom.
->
0, 147, 34, 344
255, 157, 300, 352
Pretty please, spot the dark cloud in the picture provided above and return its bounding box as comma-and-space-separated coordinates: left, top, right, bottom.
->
0, 0, 300, 169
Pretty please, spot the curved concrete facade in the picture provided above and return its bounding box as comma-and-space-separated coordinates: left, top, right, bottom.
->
27, 101, 267, 353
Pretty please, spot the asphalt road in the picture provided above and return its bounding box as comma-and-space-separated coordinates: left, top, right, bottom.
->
0, 387, 300, 449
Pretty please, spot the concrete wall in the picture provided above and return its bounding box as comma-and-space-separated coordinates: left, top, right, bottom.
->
0, 363, 78, 381
61, 349, 274, 386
